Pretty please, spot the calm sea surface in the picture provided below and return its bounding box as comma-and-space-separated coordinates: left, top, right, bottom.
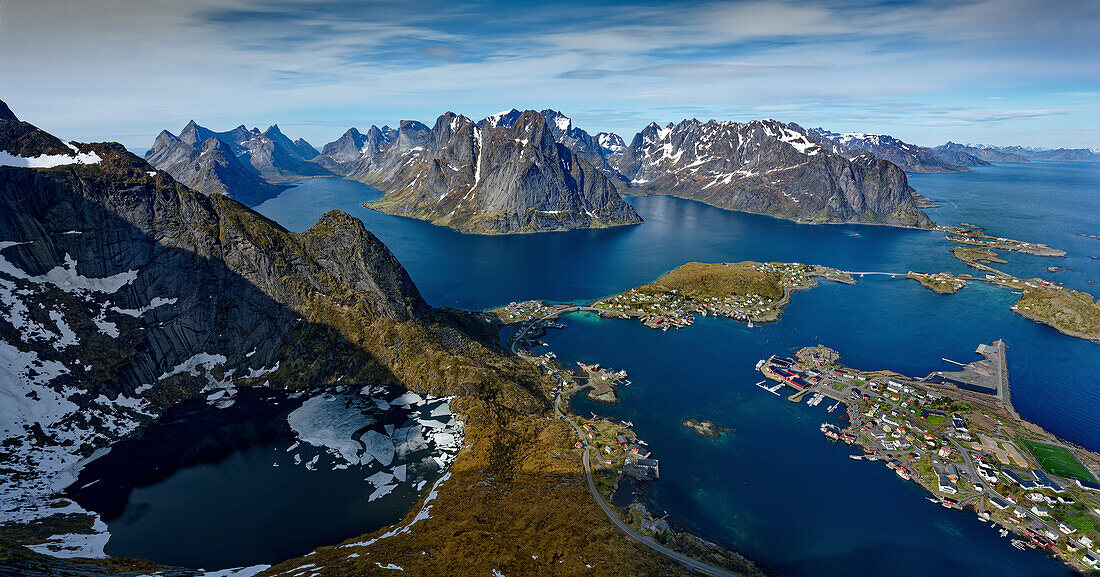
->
164, 161, 1092, 575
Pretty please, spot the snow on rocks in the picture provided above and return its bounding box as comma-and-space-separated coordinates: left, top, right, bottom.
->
0, 338, 148, 557
197, 565, 272, 577
0, 147, 102, 169
25, 512, 110, 558
0, 243, 137, 294
111, 296, 177, 317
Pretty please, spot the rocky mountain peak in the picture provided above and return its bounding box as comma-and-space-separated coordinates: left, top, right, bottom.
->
482, 108, 522, 128
0, 99, 18, 121
360, 108, 641, 233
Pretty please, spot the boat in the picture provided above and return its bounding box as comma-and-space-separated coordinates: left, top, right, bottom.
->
1011, 539, 1027, 550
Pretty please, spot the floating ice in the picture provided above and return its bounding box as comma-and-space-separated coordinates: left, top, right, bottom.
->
361, 430, 395, 467
366, 470, 394, 487
390, 392, 422, 407
369, 484, 397, 502
287, 394, 375, 466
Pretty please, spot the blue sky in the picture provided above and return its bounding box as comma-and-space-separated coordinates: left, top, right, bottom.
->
1, 0, 1097, 150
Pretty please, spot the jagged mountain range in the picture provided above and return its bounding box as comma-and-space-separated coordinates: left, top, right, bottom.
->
143, 107, 1095, 232
313, 111, 931, 229
145, 121, 330, 205
607, 119, 931, 227
933, 142, 1100, 163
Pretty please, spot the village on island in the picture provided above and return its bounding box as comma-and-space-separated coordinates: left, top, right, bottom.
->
758, 342, 1100, 573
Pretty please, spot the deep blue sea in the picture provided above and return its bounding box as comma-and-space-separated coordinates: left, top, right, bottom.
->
258, 162, 1099, 576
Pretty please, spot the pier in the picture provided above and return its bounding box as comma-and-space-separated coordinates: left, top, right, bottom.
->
755, 380, 782, 396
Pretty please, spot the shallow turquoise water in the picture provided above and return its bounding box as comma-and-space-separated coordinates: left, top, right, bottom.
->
251, 162, 1100, 575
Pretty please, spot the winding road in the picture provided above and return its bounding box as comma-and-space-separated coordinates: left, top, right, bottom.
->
513, 305, 748, 575
553, 396, 746, 577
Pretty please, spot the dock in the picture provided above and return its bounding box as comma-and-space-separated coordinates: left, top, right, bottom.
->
755, 380, 782, 396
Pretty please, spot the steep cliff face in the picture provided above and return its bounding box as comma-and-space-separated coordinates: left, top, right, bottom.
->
0, 107, 455, 546
144, 130, 282, 206
612, 119, 932, 227
362, 110, 642, 233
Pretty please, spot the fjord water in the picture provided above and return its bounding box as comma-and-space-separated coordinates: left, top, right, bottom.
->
254, 162, 1099, 576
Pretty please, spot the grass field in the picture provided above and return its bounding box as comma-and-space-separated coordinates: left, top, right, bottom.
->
1020, 439, 1097, 482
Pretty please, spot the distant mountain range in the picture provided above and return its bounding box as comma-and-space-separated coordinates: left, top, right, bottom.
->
145, 121, 330, 205
933, 142, 1100, 163
807, 129, 988, 173
143, 108, 1097, 233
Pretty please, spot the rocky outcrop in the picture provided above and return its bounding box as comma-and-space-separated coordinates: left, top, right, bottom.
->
0, 99, 17, 122
810, 128, 982, 173
362, 110, 642, 233
596, 132, 626, 162
612, 119, 932, 227
144, 130, 282, 206
537, 109, 624, 182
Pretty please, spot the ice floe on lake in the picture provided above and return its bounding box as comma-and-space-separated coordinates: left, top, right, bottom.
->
288, 394, 376, 465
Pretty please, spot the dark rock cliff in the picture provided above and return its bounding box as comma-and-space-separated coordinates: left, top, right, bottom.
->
612, 119, 932, 227
3, 113, 433, 401
362, 110, 642, 233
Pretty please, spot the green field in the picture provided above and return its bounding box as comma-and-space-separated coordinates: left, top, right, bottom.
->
1020, 439, 1096, 482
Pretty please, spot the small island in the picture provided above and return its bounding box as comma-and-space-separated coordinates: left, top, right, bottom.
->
941, 225, 1067, 258
682, 418, 729, 438
1009, 282, 1100, 343
593, 261, 855, 330
951, 245, 1008, 264
907, 271, 969, 294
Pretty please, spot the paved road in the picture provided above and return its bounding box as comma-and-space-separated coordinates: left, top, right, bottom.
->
840, 271, 907, 277
509, 306, 598, 354
553, 397, 745, 577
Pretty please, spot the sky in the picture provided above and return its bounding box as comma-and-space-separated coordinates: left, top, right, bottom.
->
1, 0, 1098, 151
